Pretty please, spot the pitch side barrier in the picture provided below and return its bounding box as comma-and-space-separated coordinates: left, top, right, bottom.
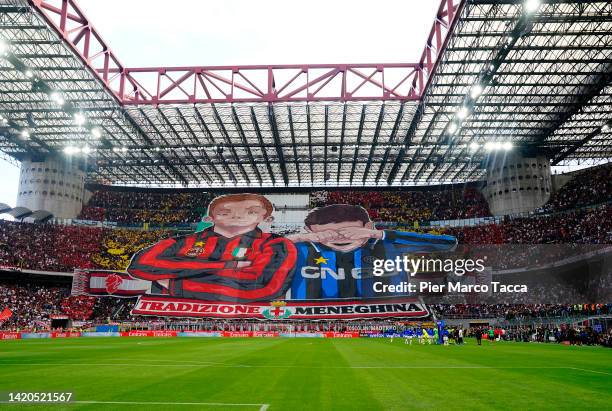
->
0, 330, 365, 340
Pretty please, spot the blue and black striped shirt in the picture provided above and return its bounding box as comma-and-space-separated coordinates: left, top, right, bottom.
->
289, 230, 457, 300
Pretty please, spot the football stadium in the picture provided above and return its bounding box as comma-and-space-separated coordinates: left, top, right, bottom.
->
0, 0, 611, 409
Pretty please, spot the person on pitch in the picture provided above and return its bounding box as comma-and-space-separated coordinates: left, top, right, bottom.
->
404, 328, 414, 345
425, 328, 434, 344
128, 194, 297, 303
286, 204, 457, 300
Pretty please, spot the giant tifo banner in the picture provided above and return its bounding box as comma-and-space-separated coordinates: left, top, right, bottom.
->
73, 194, 466, 319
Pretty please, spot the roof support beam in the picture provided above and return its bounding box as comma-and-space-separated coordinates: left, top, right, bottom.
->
211, 105, 249, 184
362, 105, 385, 182
267, 104, 289, 186
231, 106, 262, 184
287, 106, 300, 185
250, 107, 275, 185
336, 104, 347, 184
349, 106, 367, 185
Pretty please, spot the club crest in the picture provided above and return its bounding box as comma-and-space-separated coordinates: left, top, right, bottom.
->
105, 274, 123, 294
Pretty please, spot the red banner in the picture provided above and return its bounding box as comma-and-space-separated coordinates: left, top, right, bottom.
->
132, 295, 429, 320
0, 332, 21, 340
0, 307, 13, 322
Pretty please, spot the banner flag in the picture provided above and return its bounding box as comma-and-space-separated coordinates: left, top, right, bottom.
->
72, 269, 150, 297
0, 307, 13, 322
131, 295, 429, 320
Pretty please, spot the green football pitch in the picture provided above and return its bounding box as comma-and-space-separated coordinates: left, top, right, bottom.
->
0, 337, 610, 410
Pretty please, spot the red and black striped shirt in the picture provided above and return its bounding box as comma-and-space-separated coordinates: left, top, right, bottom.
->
128, 228, 297, 303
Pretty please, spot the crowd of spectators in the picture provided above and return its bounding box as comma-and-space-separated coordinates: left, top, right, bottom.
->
60, 295, 96, 320
0, 281, 150, 329
431, 303, 611, 320
0, 282, 66, 329
499, 325, 611, 347
538, 163, 612, 213
71, 164, 611, 230
0, 166, 610, 335
92, 298, 135, 321
85, 189, 215, 211
0, 206, 609, 276
1, 281, 610, 346
79, 207, 200, 226
450, 204, 612, 244
0, 221, 103, 272
79, 190, 215, 225
0, 221, 173, 272
0, 191, 609, 279
311, 187, 491, 222
91, 228, 172, 270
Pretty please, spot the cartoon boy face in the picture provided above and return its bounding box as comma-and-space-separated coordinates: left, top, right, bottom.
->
204, 194, 274, 232
289, 205, 383, 253
209, 199, 270, 228
307, 220, 379, 252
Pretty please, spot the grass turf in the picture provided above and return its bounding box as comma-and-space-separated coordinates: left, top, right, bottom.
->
0, 337, 610, 410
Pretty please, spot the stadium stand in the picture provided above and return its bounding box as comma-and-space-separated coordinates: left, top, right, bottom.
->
452, 204, 612, 245
0, 221, 103, 272
310, 187, 491, 222
91, 228, 172, 270
0, 281, 67, 329
0, 134, 610, 347
1, 170, 611, 274
1, 172, 610, 347
79, 189, 215, 225
60, 295, 96, 321
537, 163, 612, 213
430, 304, 612, 320
2, 275, 610, 347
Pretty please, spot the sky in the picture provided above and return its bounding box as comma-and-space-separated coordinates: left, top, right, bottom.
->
75, 0, 440, 67
0, 0, 441, 208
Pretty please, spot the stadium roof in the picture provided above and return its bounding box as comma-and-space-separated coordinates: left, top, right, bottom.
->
0, 0, 610, 188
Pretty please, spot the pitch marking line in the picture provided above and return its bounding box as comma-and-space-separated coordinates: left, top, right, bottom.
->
121, 358, 227, 366
0, 363, 610, 375
567, 367, 612, 376
0, 400, 269, 409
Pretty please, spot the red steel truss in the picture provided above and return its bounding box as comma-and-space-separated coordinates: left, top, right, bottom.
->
30, 0, 462, 105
